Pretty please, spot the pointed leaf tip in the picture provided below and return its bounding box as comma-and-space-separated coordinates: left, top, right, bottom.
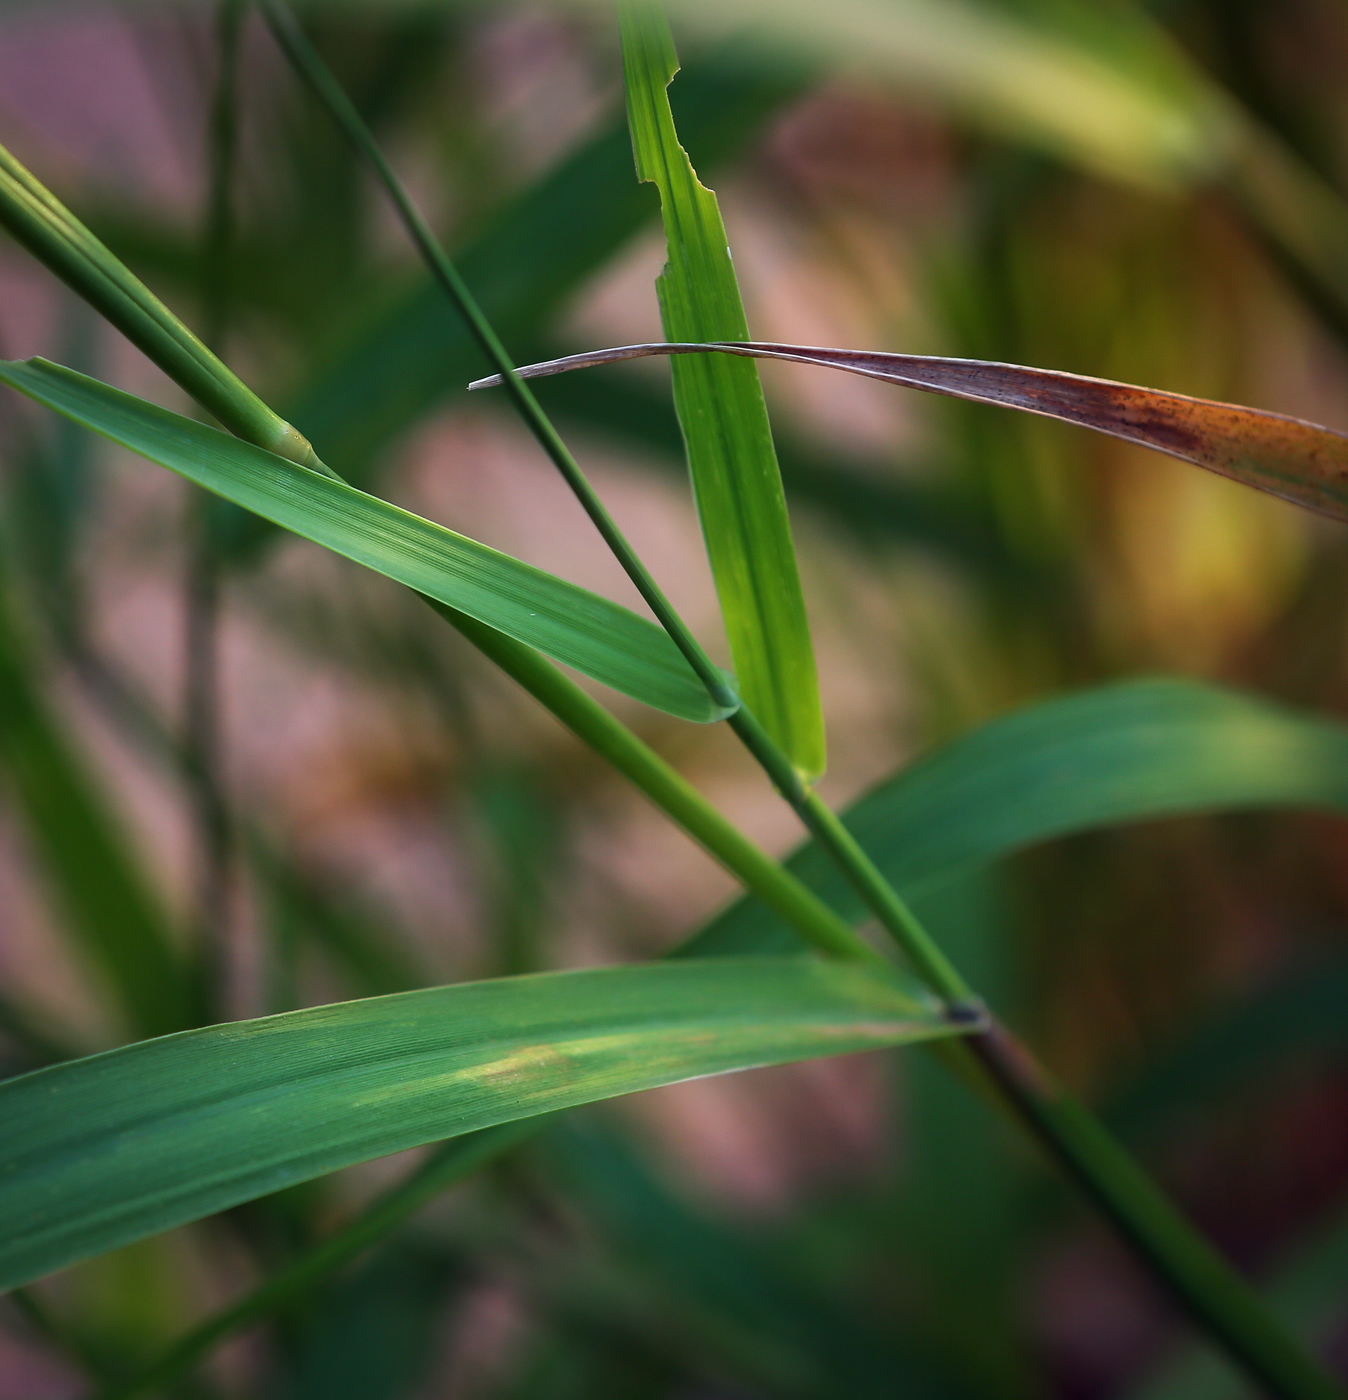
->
488, 341, 1348, 525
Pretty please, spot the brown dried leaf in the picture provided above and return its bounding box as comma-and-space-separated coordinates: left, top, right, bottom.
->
472, 342, 1348, 523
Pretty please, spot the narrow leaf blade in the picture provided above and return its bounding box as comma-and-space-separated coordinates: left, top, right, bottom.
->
0, 956, 957, 1289
478, 340, 1348, 524
619, 7, 826, 778
0, 359, 730, 724
683, 679, 1348, 956
0, 584, 192, 1038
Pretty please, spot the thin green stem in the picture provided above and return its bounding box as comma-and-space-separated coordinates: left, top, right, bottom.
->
258, 0, 738, 713
966, 1024, 1343, 1400
725, 704, 974, 1004
256, 0, 968, 998
431, 604, 877, 964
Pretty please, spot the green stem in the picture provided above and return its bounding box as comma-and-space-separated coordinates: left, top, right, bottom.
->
431, 604, 876, 964
726, 704, 974, 1004
258, 0, 738, 714
966, 1024, 1343, 1400
0, 148, 327, 474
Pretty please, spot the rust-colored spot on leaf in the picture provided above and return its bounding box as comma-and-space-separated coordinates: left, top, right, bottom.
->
472, 342, 1348, 524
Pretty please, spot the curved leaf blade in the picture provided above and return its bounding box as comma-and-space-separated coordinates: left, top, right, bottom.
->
0, 358, 730, 724
620, 8, 826, 778
0, 956, 956, 1290
683, 680, 1348, 955
475, 341, 1348, 524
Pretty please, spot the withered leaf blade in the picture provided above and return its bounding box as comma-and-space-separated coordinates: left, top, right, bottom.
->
472, 342, 1348, 524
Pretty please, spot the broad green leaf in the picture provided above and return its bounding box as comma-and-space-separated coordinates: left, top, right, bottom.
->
0, 359, 730, 725
619, 5, 825, 780
683, 680, 1348, 956
485, 341, 1348, 525
0, 583, 192, 1040
0, 956, 958, 1290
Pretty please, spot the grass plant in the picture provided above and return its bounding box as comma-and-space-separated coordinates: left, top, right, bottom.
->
3, 3, 1348, 1398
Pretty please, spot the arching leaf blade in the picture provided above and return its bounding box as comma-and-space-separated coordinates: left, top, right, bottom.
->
683, 680, 1348, 956
478, 341, 1348, 524
0, 358, 730, 725
619, 7, 826, 779
0, 956, 957, 1290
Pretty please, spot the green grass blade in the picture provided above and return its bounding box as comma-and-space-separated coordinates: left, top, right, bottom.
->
0, 139, 317, 470
545, 1118, 953, 1400
277, 49, 801, 496
0, 359, 730, 725
1109, 953, 1348, 1142
686, 679, 1348, 955
0, 956, 957, 1290
0, 584, 192, 1039
619, 5, 825, 780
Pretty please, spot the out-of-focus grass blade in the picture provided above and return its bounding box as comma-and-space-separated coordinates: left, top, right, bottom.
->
544, 1118, 954, 1400
1133, 1198, 1348, 1400
0, 956, 958, 1290
1109, 954, 1348, 1142
619, 6, 825, 780
484, 341, 1348, 524
0, 359, 730, 725
652, 0, 1228, 190
286, 1243, 466, 1400
0, 584, 192, 1040
684, 680, 1348, 955
276, 47, 802, 495
896, 874, 1034, 1398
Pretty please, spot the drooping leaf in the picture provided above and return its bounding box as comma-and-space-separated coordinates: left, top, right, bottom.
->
0, 358, 731, 725
521, 335, 1034, 585
477, 341, 1348, 524
619, 7, 826, 780
0, 956, 958, 1290
681, 680, 1348, 956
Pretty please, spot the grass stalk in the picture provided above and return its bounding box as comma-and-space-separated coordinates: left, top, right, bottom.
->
257, 0, 738, 715
0, 17, 1334, 1397
965, 1025, 1344, 1400
254, 15, 1347, 1396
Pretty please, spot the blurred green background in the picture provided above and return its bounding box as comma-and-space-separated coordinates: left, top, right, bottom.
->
2, 1, 1348, 1396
